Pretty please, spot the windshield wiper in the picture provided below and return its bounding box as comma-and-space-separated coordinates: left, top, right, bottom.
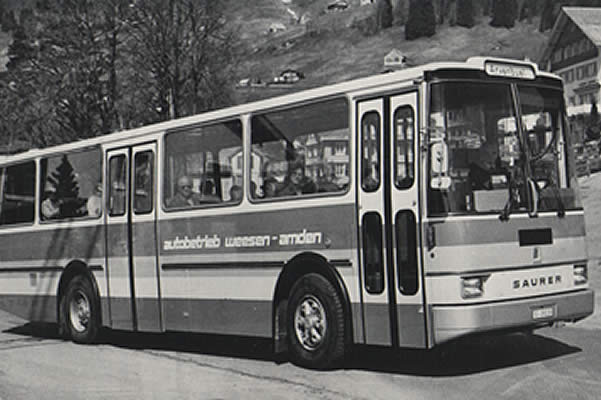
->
499, 185, 518, 221
499, 167, 524, 221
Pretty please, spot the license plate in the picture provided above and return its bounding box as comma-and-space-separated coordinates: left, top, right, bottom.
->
532, 306, 554, 320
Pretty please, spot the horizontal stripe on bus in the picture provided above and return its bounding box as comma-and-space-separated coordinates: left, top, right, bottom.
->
428, 214, 585, 247
428, 288, 590, 308
0, 264, 103, 274
425, 259, 587, 277
425, 236, 586, 273
162, 259, 352, 271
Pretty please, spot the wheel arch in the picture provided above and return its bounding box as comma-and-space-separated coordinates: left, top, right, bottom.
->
56, 260, 102, 336
272, 252, 353, 354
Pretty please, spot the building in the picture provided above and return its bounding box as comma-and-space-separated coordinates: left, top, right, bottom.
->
326, 1, 349, 12
272, 69, 305, 84
384, 49, 407, 69
538, 7, 601, 116
304, 129, 349, 186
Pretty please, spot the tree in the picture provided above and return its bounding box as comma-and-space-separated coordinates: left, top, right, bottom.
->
1, 0, 133, 146
124, 0, 238, 122
392, 0, 408, 25
376, 0, 393, 29
490, 0, 517, 28
47, 155, 85, 217
405, 0, 436, 40
456, 0, 474, 27
1, 9, 16, 32
539, 0, 557, 32
0, 0, 238, 149
6, 26, 33, 71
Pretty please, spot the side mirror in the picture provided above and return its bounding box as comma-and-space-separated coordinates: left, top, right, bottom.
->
430, 141, 451, 189
430, 141, 448, 174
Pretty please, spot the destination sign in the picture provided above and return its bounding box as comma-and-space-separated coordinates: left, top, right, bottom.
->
485, 61, 536, 80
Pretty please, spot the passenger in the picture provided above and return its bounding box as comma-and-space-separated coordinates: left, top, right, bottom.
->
317, 165, 340, 193
199, 180, 220, 202
229, 185, 243, 202
278, 165, 316, 196
166, 176, 200, 208
41, 191, 61, 220
262, 177, 279, 198
86, 183, 103, 217
469, 142, 502, 190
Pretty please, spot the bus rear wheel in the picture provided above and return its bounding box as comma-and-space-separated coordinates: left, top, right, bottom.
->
287, 273, 345, 369
63, 276, 99, 344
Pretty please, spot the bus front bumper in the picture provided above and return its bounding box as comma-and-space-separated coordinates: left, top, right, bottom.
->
431, 289, 594, 345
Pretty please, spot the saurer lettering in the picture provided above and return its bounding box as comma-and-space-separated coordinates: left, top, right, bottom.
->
513, 275, 562, 289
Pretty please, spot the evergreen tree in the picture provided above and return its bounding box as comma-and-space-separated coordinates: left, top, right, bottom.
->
456, 0, 474, 27
405, 0, 436, 40
392, 0, 408, 25
539, 0, 556, 32
6, 26, 33, 71
47, 155, 85, 217
376, 0, 393, 29
1, 9, 16, 32
490, 0, 517, 28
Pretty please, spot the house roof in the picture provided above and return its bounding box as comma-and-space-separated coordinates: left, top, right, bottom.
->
539, 7, 601, 66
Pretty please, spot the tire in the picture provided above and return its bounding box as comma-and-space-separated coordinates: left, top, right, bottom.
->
287, 273, 346, 369
63, 275, 100, 344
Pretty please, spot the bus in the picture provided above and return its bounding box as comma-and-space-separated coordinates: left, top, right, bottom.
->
0, 57, 593, 369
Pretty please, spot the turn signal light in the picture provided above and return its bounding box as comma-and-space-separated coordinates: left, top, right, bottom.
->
461, 276, 485, 299
574, 263, 588, 286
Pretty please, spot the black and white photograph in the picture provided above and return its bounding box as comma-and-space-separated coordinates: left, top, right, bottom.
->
0, 0, 600, 398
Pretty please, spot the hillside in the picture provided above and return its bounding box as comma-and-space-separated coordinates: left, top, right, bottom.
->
231, 0, 550, 104
0, 0, 552, 106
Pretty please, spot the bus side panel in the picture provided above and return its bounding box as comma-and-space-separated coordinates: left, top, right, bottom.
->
0, 223, 107, 323
131, 219, 161, 332
158, 203, 358, 337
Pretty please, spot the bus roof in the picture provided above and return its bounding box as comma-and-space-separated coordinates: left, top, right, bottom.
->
1, 57, 558, 164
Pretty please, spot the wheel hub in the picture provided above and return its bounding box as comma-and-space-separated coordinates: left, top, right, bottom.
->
69, 290, 90, 333
294, 295, 327, 351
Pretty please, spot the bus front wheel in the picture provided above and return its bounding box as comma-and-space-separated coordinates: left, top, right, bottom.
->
63, 276, 99, 344
287, 273, 345, 369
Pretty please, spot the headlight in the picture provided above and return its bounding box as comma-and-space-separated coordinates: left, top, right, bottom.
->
574, 263, 588, 285
461, 276, 487, 299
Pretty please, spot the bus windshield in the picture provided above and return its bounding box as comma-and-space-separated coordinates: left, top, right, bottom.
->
428, 81, 581, 216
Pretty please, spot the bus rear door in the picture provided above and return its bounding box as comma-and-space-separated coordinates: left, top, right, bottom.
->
106, 143, 162, 332
357, 92, 426, 348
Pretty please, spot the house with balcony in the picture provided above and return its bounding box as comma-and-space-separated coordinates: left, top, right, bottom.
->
538, 7, 601, 116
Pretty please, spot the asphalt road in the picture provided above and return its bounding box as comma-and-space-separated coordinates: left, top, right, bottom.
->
0, 312, 599, 399
0, 174, 599, 399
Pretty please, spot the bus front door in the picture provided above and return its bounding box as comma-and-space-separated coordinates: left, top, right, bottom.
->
357, 92, 426, 348
106, 144, 161, 332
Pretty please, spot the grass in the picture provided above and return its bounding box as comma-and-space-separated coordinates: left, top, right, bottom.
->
233, 4, 550, 104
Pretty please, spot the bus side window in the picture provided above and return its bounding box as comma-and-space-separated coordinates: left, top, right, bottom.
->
164, 119, 242, 209
394, 107, 415, 189
251, 97, 350, 200
361, 112, 380, 192
109, 155, 127, 216
40, 148, 102, 220
0, 162, 35, 226
134, 151, 153, 214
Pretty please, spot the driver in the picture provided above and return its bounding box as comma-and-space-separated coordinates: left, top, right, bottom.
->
469, 142, 500, 190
